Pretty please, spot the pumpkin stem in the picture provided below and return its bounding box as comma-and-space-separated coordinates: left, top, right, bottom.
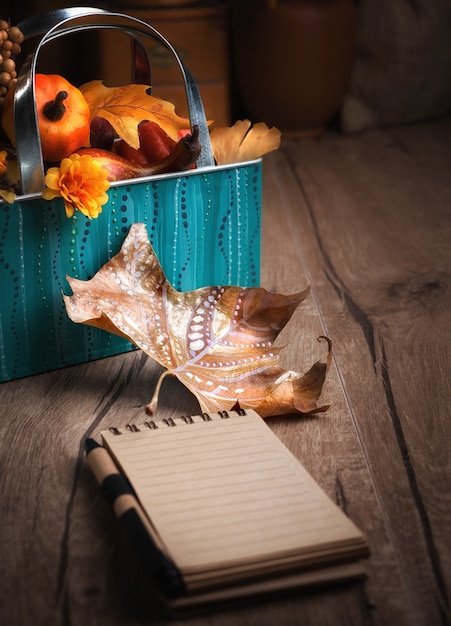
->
43, 90, 68, 122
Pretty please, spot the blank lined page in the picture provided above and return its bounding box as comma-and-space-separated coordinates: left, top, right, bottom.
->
101, 410, 365, 575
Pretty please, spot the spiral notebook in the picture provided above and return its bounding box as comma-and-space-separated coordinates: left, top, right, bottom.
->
92, 408, 369, 610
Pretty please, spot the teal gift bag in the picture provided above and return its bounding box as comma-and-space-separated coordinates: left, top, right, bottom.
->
0, 9, 261, 382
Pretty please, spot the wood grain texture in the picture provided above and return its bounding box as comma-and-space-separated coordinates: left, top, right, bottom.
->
278, 117, 451, 626
1, 118, 450, 626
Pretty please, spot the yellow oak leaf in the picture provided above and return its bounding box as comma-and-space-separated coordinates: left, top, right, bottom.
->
210, 120, 282, 165
80, 80, 191, 149
63, 223, 331, 418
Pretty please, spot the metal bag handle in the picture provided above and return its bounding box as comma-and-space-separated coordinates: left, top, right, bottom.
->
14, 8, 214, 194
18, 7, 152, 85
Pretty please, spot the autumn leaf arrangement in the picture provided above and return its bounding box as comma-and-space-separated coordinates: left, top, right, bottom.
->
0, 21, 281, 212
64, 223, 332, 419
0, 19, 330, 416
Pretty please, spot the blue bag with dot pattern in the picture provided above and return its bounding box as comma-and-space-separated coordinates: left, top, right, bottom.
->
0, 9, 261, 381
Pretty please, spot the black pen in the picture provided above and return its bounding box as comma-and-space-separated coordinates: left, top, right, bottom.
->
85, 438, 186, 600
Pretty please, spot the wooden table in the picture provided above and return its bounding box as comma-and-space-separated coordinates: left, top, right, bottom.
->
1, 117, 450, 626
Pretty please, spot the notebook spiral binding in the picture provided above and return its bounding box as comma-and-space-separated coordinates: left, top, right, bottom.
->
109, 408, 247, 435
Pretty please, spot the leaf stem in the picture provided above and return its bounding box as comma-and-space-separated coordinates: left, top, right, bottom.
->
145, 369, 173, 416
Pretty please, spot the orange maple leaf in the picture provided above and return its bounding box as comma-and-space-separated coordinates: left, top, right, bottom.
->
80, 81, 191, 149
63, 224, 331, 418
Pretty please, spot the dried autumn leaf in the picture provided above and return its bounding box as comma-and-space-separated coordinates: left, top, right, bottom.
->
80, 81, 191, 149
0, 149, 19, 202
63, 223, 331, 418
210, 119, 281, 165
0, 188, 17, 203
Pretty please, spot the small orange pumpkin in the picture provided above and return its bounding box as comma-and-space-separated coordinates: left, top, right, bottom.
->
1, 73, 91, 163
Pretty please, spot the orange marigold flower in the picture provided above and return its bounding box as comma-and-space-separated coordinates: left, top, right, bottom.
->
42, 153, 110, 219
0, 150, 8, 176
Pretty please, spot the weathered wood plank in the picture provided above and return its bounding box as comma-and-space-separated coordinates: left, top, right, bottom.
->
262, 148, 413, 626
0, 292, 375, 624
278, 117, 451, 626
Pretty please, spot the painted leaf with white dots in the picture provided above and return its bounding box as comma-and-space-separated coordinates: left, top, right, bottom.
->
63, 223, 331, 418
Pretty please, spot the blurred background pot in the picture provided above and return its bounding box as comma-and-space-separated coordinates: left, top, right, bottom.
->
231, 0, 357, 136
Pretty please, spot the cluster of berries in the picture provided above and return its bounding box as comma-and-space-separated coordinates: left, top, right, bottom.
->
0, 20, 24, 110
